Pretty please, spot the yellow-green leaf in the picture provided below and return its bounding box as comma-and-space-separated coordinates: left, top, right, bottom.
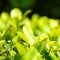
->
23, 26, 35, 45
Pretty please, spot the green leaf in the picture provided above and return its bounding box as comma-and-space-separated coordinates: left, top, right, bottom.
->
23, 26, 35, 45
10, 8, 22, 20
14, 54, 21, 60
17, 32, 28, 43
15, 42, 27, 55
31, 14, 39, 29
4, 57, 10, 60
0, 40, 5, 47
24, 47, 42, 60
12, 35, 18, 43
24, 10, 32, 17
49, 49, 57, 60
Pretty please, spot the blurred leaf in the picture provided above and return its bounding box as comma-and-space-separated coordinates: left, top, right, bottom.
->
4, 57, 10, 60
10, 8, 22, 20
24, 10, 32, 17
24, 47, 42, 60
12, 35, 18, 43
0, 40, 5, 47
17, 32, 28, 43
49, 49, 57, 60
15, 42, 27, 55
31, 14, 39, 29
14, 54, 21, 60
23, 26, 35, 45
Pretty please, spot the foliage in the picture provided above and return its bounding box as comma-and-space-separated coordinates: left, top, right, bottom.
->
0, 8, 60, 60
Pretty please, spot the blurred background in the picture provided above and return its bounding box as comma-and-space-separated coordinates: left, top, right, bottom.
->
0, 0, 60, 19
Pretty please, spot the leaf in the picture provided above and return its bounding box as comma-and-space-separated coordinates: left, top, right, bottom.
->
24, 47, 42, 60
24, 10, 32, 17
49, 49, 57, 60
23, 26, 35, 45
12, 35, 18, 43
58, 36, 60, 46
4, 57, 10, 60
14, 54, 21, 60
10, 8, 22, 20
15, 42, 27, 55
0, 40, 5, 47
17, 32, 28, 43
31, 14, 39, 29
37, 53, 43, 60
12, 35, 27, 55
57, 58, 60, 60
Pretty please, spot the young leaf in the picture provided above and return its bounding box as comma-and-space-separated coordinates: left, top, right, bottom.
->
0, 40, 5, 47
49, 49, 57, 60
17, 32, 28, 43
23, 10, 32, 17
15, 42, 27, 55
24, 47, 42, 60
23, 26, 35, 45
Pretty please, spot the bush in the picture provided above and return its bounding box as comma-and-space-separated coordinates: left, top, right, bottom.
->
0, 8, 60, 60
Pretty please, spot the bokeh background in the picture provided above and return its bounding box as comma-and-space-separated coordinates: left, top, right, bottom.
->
0, 0, 60, 19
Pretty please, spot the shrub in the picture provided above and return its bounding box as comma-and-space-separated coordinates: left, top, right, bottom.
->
0, 8, 60, 60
